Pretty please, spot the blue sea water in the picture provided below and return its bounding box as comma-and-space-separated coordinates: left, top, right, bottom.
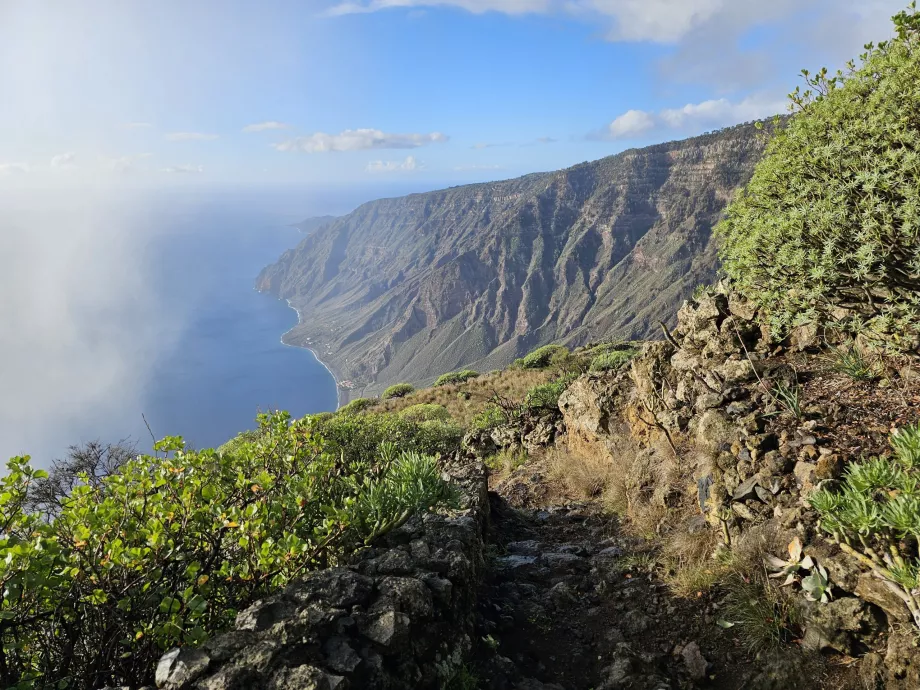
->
1, 183, 445, 464
134, 192, 341, 451
143, 208, 336, 447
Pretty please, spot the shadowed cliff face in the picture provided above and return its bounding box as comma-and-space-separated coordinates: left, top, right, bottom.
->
257, 123, 770, 396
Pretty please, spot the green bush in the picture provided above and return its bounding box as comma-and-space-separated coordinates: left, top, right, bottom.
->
809, 421, 920, 628
589, 348, 638, 373
524, 381, 567, 410
382, 383, 415, 400
0, 412, 454, 688
471, 405, 506, 432
434, 370, 480, 387
308, 411, 463, 463
399, 403, 452, 423
717, 6, 920, 349
339, 397, 378, 415
515, 345, 567, 370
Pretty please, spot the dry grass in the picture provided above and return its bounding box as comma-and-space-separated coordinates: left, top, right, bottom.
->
484, 447, 529, 478
546, 445, 610, 500
375, 368, 553, 428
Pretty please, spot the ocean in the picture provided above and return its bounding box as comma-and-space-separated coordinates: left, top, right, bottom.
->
0, 188, 352, 465
137, 195, 340, 451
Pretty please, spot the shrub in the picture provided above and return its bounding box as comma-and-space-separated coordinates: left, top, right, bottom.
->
382, 383, 415, 399
524, 381, 566, 410
809, 421, 920, 628
399, 403, 452, 423
308, 411, 463, 463
339, 397, 378, 415
589, 348, 638, 373
717, 6, 920, 349
471, 405, 506, 432
434, 370, 480, 387
0, 412, 455, 688
515, 345, 567, 370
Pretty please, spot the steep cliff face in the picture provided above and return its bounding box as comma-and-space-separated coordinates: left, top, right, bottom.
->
258, 123, 770, 395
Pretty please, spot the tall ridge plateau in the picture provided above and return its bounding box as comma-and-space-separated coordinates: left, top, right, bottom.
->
257, 121, 774, 400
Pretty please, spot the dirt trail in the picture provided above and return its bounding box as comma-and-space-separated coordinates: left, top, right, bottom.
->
469, 481, 836, 690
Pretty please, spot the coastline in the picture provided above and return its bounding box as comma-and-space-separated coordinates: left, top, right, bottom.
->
278, 297, 348, 410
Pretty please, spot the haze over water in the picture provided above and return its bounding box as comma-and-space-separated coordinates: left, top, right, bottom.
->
0, 189, 355, 465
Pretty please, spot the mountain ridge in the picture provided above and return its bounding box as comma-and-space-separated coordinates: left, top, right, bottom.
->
258, 121, 775, 399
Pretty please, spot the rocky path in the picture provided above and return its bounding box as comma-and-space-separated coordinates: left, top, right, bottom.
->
470, 492, 824, 690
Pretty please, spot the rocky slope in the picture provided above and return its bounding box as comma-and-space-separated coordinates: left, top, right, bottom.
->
257, 123, 774, 398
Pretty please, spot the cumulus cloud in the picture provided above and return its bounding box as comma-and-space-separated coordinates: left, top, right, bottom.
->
50, 152, 77, 169
0, 163, 29, 176
598, 94, 785, 140
606, 110, 655, 139
160, 164, 204, 173
274, 128, 448, 153
164, 132, 219, 141
242, 121, 289, 133
365, 155, 421, 173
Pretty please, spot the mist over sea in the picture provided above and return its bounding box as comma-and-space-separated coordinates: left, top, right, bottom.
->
0, 186, 427, 467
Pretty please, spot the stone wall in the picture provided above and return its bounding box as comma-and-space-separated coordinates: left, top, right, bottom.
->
155, 458, 488, 690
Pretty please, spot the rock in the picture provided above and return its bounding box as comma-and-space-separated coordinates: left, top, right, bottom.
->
802, 597, 885, 655
883, 629, 920, 689
156, 647, 211, 690
788, 323, 819, 350
506, 540, 541, 556
235, 599, 296, 633
361, 609, 411, 647
815, 454, 844, 480
267, 665, 345, 690
793, 461, 818, 495
680, 641, 707, 681
732, 476, 761, 502
855, 571, 912, 623
539, 552, 583, 569
728, 294, 757, 322
322, 637, 362, 674
496, 555, 538, 571
695, 410, 736, 452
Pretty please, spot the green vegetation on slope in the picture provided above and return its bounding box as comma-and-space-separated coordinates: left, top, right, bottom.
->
717, 4, 920, 349
0, 411, 455, 689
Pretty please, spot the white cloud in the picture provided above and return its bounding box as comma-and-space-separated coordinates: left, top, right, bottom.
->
164, 132, 219, 142
50, 152, 77, 169
104, 153, 153, 173
606, 109, 655, 139
659, 96, 785, 128
242, 121, 289, 133
0, 163, 29, 176
453, 164, 504, 171
275, 128, 448, 153
599, 94, 785, 140
323, 0, 732, 42
161, 164, 204, 173
365, 155, 421, 173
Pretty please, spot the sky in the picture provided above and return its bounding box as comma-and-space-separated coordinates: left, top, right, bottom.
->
0, 0, 911, 463
0, 0, 907, 192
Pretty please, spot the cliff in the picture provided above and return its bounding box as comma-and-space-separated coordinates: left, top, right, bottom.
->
258, 122, 773, 396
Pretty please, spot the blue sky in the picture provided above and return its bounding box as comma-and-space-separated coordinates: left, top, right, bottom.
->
0, 0, 906, 192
